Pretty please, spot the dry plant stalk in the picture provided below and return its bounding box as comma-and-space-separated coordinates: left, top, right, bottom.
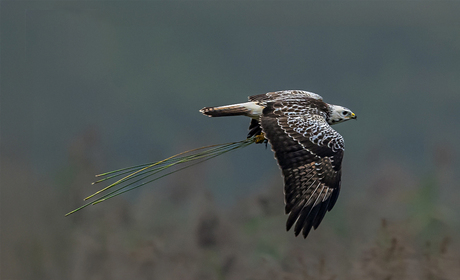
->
65, 137, 256, 216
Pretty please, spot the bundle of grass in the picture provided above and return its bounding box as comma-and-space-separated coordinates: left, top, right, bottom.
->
65, 137, 257, 216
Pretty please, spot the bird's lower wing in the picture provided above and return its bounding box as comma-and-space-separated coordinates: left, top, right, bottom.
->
260, 103, 344, 238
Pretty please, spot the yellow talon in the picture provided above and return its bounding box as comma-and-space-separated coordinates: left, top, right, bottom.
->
254, 133, 266, 144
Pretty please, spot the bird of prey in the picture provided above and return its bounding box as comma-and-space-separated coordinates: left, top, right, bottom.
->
200, 90, 356, 238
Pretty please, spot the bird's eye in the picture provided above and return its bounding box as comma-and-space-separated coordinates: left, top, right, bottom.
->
342, 111, 348, 116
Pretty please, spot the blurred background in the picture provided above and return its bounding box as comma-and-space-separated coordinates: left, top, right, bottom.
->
1, 1, 460, 279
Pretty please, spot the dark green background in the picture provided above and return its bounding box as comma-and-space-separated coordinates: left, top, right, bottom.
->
2, 1, 459, 279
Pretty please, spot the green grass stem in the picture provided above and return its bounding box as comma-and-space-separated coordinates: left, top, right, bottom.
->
65, 137, 255, 216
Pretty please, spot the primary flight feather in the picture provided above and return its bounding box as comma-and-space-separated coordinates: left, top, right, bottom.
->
200, 90, 356, 238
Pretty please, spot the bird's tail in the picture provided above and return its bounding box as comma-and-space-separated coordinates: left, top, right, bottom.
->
200, 102, 263, 118
200, 104, 251, 117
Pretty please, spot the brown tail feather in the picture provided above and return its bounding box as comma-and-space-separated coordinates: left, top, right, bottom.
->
200, 105, 250, 117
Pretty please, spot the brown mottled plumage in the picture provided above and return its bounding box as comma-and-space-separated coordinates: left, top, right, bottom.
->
200, 90, 356, 238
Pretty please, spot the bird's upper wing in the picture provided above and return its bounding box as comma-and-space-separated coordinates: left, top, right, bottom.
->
260, 99, 344, 238
249, 90, 323, 104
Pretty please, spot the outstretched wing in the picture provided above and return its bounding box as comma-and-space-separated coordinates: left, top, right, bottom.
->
260, 99, 344, 238
249, 90, 323, 104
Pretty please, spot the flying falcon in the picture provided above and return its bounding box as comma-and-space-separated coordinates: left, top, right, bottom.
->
200, 90, 356, 238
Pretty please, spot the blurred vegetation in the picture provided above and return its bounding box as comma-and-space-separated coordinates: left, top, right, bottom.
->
1, 129, 459, 279
1, 1, 460, 279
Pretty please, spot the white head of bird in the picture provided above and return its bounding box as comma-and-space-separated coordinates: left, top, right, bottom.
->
327, 105, 357, 125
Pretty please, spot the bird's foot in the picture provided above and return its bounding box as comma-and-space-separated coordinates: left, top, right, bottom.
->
254, 133, 267, 144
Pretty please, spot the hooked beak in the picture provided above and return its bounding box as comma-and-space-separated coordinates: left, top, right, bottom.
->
351, 113, 357, 119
